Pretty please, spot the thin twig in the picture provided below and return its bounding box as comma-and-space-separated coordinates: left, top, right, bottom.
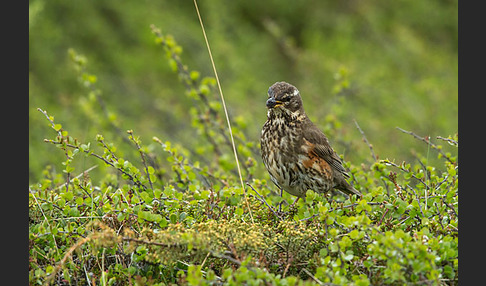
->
377, 208, 390, 226
434, 202, 445, 230
122, 237, 180, 247
396, 127, 454, 164
436, 136, 458, 147
301, 268, 325, 285
153, 136, 218, 188
212, 252, 243, 267
54, 165, 98, 191
98, 138, 119, 162
407, 185, 425, 218
380, 159, 429, 190
300, 202, 383, 221
246, 183, 281, 220
38, 108, 62, 138
128, 130, 154, 190
31, 197, 64, 212
69, 53, 133, 146
176, 259, 223, 282
125, 236, 243, 268
38, 108, 72, 192
44, 140, 147, 191
441, 186, 458, 218
282, 254, 294, 278
29, 188, 61, 258
353, 119, 394, 193
45, 235, 92, 284
354, 119, 377, 162
76, 183, 98, 209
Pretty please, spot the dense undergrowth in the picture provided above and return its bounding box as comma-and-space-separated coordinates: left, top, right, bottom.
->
29, 25, 458, 285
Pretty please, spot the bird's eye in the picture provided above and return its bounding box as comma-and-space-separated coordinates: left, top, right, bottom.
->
281, 95, 291, 102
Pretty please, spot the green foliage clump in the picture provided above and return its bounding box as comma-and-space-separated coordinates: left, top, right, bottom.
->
30, 12, 457, 286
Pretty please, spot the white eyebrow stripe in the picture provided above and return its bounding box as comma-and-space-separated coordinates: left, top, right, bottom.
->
293, 89, 299, 96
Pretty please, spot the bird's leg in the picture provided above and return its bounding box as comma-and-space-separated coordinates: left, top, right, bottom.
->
277, 186, 284, 212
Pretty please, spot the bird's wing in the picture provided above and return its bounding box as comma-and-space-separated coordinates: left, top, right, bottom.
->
302, 125, 349, 177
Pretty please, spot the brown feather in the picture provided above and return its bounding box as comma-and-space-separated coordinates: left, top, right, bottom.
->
301, 120, 348, 176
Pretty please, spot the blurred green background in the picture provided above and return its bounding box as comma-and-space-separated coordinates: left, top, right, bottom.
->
29, 0, 457, 184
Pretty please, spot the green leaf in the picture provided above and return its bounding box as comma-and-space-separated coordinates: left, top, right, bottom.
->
147, 166, 155, 174
343, 253, 354, 261
80, 143, 90, 152
87, 74, 97, 83
64, 164, 75, 173
190, 70, 200, 81
169, 213, 178, 224
349, 229, 360, 240
140, 191, 151, 203
63, 191, 74, 201
159, 217, 168, 228
75, 196, 84, 205
117, 212, 126, 222
330, 242, 339, 253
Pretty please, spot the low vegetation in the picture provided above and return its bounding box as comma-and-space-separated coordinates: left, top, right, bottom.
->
29, 26, 457, 285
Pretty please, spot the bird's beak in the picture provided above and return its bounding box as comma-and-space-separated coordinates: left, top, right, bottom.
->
266, 98, 282, 109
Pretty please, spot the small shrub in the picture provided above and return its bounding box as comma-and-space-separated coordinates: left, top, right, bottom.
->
30, 27, 457, 285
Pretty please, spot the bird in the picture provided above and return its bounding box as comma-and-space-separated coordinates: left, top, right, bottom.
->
260, 81, 361, 205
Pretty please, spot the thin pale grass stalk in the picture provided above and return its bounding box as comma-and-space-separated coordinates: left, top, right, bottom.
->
30, 188, 61, 259
396, 127, 447, 212
101, 248, 106, 286
45, 224, 119, 285
193, 0, 253, 222
44, 235, 92, 285
55, 165, 98, 191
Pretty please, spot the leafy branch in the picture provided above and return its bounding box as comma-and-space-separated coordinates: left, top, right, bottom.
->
150, 24, 256, 179
396, 127, 456, 165
39, 108, 148, 194
68, 49, 132, 146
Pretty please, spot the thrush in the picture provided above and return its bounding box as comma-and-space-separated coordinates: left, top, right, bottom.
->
260, 81, 361, 204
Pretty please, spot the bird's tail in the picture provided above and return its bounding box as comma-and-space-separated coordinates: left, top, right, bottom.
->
337, 181, 362, 198
345, 185, 362, 197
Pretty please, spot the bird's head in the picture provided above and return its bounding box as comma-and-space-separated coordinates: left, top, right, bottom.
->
266, 81, 304, 117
